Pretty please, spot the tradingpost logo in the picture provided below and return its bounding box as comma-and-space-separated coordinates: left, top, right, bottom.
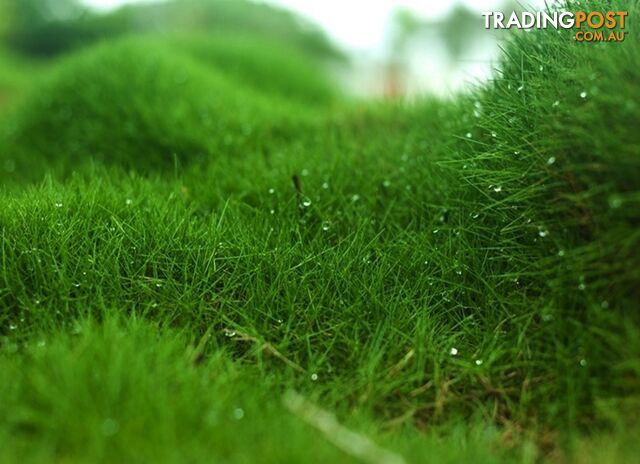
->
482, 9, 628, 42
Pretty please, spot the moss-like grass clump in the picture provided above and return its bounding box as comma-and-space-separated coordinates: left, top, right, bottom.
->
0, 0, 638, 462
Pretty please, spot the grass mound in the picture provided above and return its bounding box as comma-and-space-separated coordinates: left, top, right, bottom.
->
0, 37, 329, 180
0, 0, 638, 462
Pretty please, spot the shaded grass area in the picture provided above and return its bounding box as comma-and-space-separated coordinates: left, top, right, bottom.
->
0, 0, 638, 462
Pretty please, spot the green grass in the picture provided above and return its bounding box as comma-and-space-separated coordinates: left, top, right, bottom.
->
0, 0, 639, 462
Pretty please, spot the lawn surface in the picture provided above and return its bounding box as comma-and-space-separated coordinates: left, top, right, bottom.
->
0, 0, 638, 462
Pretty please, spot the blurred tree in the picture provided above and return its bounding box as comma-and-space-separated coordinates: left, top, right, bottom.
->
0, 0, 343, 62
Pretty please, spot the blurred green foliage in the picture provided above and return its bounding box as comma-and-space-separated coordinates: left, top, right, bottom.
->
0, 0, 343, 61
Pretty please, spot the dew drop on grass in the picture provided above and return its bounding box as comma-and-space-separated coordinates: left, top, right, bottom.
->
224, 329, 236, 338
473, 101, 482, 118
37, 340, 46, 348
475, 359, 483, 366
449, 347, 458, 356
9, 323, 16, 331
101, 418, 119, 437
55, 202, 63, 208
552, 100, 560, 108
322, 182, 329, 190
301, 198, 312, 208
125, 199, 132, 206
517, 85, 524, 92
233, 408, 245, 420
558, 249, 566, 257
432, 229, 440, 234
491, 131, 497, 138
601, 300, 610, 309
580, 91, 588, 99
270, 209, 275, 215
351, 194, 360, 203
539, 65, 544, 71
311, 373, 318, 381
538, 228, 549, 238
547, 156, 556, 165
578, 276, 586, 291
493, 185, 502, 193
382, 179, 391, 188
608, 195, 622, 209
301, 169, 309, 177
472, 212, 480, 219
579, 359, 588, 367
466, 132, 472, 138
268, 188, 275, 195
321, 222, 331, 232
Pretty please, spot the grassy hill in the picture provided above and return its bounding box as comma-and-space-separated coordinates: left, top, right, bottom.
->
0, 0, 638, 462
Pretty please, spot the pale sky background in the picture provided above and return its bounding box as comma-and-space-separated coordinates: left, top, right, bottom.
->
79, 0, 549, 96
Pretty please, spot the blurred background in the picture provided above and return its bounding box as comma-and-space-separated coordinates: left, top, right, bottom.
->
0, 0, 548, 110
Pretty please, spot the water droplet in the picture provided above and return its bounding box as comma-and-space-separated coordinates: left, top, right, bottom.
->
493, 185, 502, 193
155, 283, 162, 288
517, 85, 524, 92
224, 329, 236, 338
351, 194, 360, 203
270, 209, 275, 215
466, 132, 472, 138
125, 199, 133, 206
432, 229, 440, 234
233, 408, 245, 420
101, 418, 119, 436
539, 65, 544, 71
608, 195, 622, 209
268, 188, 275, 195
538, 228, 549, 238
9, 323, 16, 331
449, 347, 458, 356
301, 169, 309, 177
580, 91, 588, 99
37, 340, 46, 348
55, 202, 63, 208
322, 182, 329, 190
491, 131, 497, 138
311, 373, 318, 381
321, 222, 331, 232
601, 300, 609, 309
382, 180, 391, 188
74, 283, 81, 288
547, 156, 556, 165
472, 212, 480, 219
579, 359, 588, 367
475, 359, 483, 366
578, 277, 586, 291
557, 249, 566, 257
552, 100, 560, 108
301, 198, 312, 208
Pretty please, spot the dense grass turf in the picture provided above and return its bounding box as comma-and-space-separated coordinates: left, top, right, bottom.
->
0, 36, 331, 178
0, 0, 638, 462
